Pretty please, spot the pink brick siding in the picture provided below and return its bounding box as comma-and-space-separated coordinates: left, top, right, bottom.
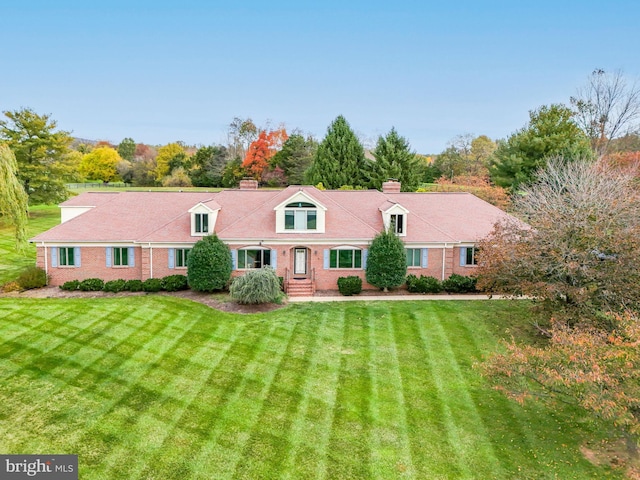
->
38, 246, 142, 286
37, 244, 475, 290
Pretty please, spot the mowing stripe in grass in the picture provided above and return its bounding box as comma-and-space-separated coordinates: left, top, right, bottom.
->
230, 311, 324, 479
325, 303, 374, 480
188, 314, 302, 479
271, 307, 345, 480
389, 306, 457, 477
68, 300, 206, 476
367, 303, 416, 479
418, 305, 505, 479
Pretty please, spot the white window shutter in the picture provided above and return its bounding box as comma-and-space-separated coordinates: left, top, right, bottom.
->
74, 247, 81, 267
51, 247, 58, 268
270, 250, 277, 269
168, 248, 175, 269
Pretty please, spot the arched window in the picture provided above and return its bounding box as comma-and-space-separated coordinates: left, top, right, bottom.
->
285, 202, 317, 230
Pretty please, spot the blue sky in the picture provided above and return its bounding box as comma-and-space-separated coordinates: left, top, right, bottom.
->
1, 0, 638, 154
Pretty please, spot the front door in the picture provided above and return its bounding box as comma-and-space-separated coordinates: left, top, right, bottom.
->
294, 248, 307, 275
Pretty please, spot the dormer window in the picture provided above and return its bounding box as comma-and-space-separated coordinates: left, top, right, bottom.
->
195, 213, 209, 234
284, 202, 317, 231
390, 214, 404, 234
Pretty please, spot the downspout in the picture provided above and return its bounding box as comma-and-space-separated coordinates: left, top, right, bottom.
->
43, 242, 48, 276
441, 243, 446, 281
149, 243, 153, 279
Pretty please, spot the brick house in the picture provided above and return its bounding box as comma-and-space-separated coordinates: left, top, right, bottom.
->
31, 180, 515, 295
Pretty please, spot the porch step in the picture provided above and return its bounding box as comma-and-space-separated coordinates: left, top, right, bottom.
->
286, 279, 314, 297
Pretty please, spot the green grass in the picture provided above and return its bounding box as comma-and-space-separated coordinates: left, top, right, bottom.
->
0, 204, 60, 285
0, 297, 622, 479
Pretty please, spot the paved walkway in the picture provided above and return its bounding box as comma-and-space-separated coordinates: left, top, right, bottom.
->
288, 294, 510, 302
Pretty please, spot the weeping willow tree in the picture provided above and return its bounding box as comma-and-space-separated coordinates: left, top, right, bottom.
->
0, 144, 28, 251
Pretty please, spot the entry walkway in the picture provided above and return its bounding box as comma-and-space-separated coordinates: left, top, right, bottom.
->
288, 294, 510, 302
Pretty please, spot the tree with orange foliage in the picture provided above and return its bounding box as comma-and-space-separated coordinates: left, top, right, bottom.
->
477, 158, 640, 455
432, 175, 511, 210
242, 128, 288, 181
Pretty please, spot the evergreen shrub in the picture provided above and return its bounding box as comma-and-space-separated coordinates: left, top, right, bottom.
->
16, 266, 48, 290
79, 278, 104, 291
337, 276, 362, 296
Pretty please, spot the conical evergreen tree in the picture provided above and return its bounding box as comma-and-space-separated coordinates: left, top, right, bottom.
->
307, 115, 368, 189
368, 127, 422, 191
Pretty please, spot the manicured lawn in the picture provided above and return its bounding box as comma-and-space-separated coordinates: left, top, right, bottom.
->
0, 296, 621, 479
0, 205, 60, 285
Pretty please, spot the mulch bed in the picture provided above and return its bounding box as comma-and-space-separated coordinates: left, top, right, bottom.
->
1, 286, 286, 315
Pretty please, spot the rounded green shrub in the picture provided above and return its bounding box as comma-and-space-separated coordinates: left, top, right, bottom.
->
187, 234, 232, 292
337, 276, 362, 296
124, 279, 144, 292
406, 274, 442, 294
441, 274, 478, 293
79, 278, 104, 291
16, 266, 48, 290
229, 267, 282, 304
142, 278, 162, 292
60, 280, 80, 291
365, 229, 407, 292
103, 279, 127, 293
161, 274, 188, 292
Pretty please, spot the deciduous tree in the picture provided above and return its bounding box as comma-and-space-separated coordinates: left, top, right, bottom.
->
79, 147, 122, 183
0, 144, 28, 250
242, 128, 288, 181
478, 158, 640, 454
0, 108, 74, 204
571, 69, 640, 157
154, 142, 186, 182
478, 157, 640, 323
489, 104, 592, 190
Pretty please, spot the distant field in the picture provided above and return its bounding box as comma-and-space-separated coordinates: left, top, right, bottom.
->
0, 204, 60, 285
0, 297, 620, 479
67, 184, 224, 195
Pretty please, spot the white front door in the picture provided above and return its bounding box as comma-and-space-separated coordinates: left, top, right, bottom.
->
294, 248, 307, 275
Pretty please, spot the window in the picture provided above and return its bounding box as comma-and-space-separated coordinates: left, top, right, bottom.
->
176, 248, 190, 268
462, 247, 478, 266
285, 202, 317, 230
238, 249, 271, 269
59, 247, 75, 266
195, 213, 209, 233
406, 248, 421, 267
390, 214, 404, 234
330, 249, 362, 269
113, 247, 130, 266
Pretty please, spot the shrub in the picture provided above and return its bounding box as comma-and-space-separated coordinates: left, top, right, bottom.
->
2, 281, 22, 293
229, 267, 282, 304
365, 229, 407, 292
337, 276, 362, 296
406, 274, 442, 294
16, 266, 48, 290
103, 279, 127, 293
442, 274, 478, 293
124, 279, 144, 292
60, 280, 80, 291
79, 278, 104, 291
187, 234, 233, 292
161, 274, 189, 292
142, 278, 162, 292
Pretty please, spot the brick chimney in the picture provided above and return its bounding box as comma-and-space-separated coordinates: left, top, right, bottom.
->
382, 180, 401, 193
239, 178, 259, 190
